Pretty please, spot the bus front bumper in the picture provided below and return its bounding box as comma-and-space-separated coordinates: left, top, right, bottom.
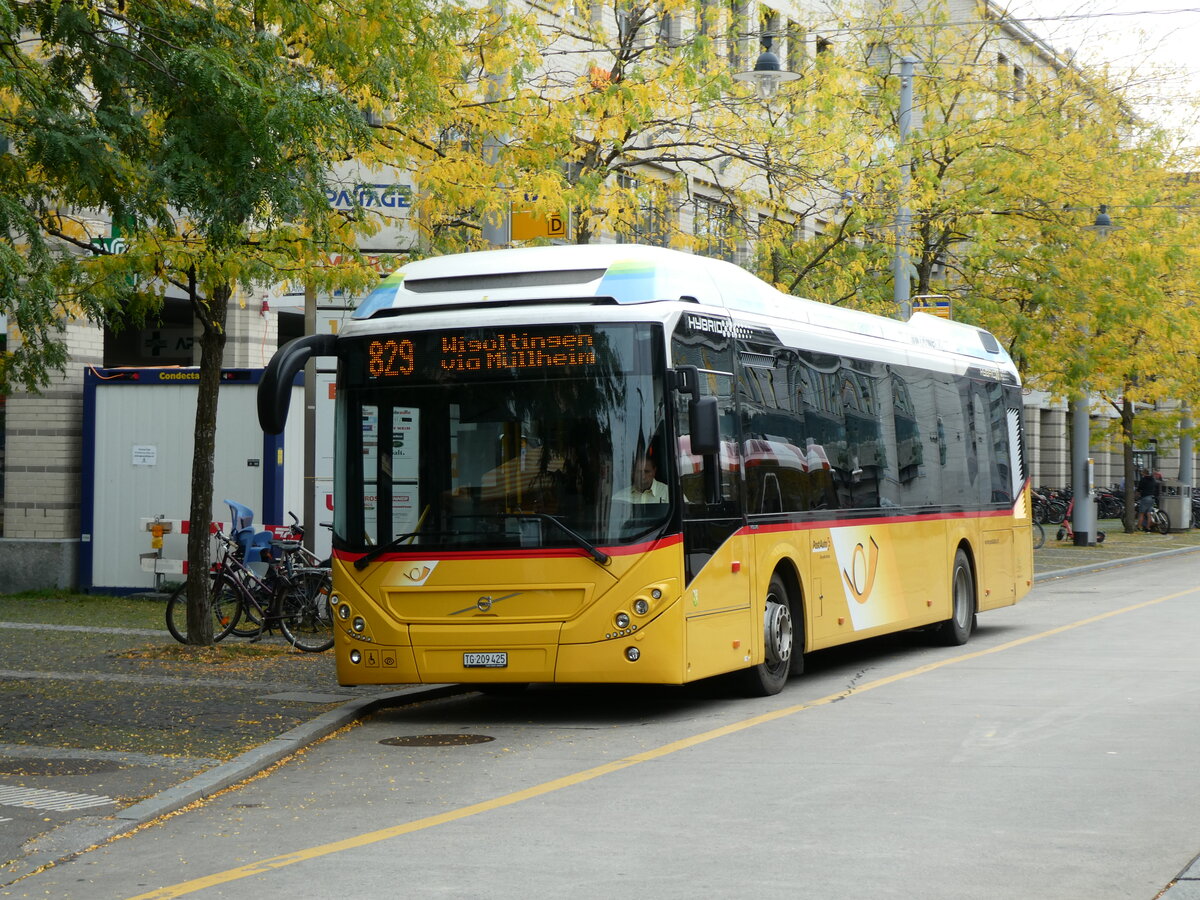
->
335, 609, 685, 685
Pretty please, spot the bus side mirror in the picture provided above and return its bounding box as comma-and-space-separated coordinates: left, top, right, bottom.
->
690, 397, 720, 456
674, 366, 720, 456
258, 334, 338, 434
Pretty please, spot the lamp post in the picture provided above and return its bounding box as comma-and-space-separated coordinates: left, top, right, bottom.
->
733, 36, 800, 101
1069, 396, 1096, 546
1071, 205, 1121, 546
893, 58, 915, 319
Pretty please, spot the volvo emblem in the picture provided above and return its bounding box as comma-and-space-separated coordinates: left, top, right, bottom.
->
449, 591, 522, 616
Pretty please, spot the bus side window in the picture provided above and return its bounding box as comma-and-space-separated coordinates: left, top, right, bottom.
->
674, 373, 737, 511
671, 318, 737, 512
715, 379, 740, 507
986, 381, 1013, 503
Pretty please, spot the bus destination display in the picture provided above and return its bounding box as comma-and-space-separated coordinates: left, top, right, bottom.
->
365, 329, 598, 381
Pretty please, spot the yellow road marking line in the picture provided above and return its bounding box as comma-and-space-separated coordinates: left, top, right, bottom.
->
128, 588, 1198, 900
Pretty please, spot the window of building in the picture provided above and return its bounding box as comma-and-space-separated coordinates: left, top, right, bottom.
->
786, 18, 806, 74
727, 0, 749, 70
693, 194, 736, 261
616, 174, 673, 246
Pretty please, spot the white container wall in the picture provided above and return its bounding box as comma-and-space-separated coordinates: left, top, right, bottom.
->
81, 368, 303, 591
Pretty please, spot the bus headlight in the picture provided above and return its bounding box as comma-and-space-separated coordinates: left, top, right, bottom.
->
350, 650, 361, 664
625, 646, 641, 662
614, 612, 631, 629
633, 599, 649, 616
338, 604, 351, 620
352, 616, 366, 633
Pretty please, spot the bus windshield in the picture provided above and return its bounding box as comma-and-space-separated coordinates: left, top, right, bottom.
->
334, 322, 670, 554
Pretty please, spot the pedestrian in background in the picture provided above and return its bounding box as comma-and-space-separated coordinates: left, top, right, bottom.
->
1135, 468, 1159, 532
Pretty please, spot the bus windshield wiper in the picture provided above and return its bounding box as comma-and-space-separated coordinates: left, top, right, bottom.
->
353, 530, 456, 570
502, 513, 610, 566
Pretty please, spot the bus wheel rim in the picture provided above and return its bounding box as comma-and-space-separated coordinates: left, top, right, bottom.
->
954, 565, 971, 627
764, 596, 793, 669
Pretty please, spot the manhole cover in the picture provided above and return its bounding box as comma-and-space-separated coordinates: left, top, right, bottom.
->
379, 734, 495, 747
0, 759, 123, 778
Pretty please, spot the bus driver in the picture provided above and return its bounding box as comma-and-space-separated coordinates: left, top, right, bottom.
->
615, 453, 668, 504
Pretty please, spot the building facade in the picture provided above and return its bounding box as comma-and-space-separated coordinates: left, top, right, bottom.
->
1, 0, 1192, 590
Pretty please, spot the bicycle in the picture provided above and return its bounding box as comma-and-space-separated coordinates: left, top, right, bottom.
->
228, 529, 333, 652
167, 527, 333, 651
1032, 520, 1045, 550
164, 514, 258, 643
230, 512, 329, 638
163, 568, 243, 644
1142, 501, 1171, 535
1036, 487, 1069, 524
1096, 489, 1124, 520
1054, 495, 1106, 543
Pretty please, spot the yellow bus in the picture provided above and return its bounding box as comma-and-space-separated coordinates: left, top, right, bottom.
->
259, 244, 1033, 695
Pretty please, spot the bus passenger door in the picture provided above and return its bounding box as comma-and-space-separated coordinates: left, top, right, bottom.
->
673, 362, 752, 682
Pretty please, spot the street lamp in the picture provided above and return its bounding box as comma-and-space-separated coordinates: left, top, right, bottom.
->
893, 58, 916, 319
733, 36, 800, 101
1084, 204, 1122, 237
1071, 203, 1119, 546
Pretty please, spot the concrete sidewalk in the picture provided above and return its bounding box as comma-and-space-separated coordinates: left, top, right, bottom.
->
0, 614, 462, 886
1, 525, 1198, 889
1034, 520, 1200, 580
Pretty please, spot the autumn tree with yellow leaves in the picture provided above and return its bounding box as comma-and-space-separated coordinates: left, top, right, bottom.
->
5, 0, 1200, 615
2, 0, 477, 640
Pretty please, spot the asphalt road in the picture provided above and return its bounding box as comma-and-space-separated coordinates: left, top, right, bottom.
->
5, 553, 1200, 900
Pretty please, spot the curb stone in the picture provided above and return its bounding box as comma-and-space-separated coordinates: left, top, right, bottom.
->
1034, 544, 1200, 583
2, 683, 468, 887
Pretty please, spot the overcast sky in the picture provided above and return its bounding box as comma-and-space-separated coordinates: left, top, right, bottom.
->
1006, 1, 1200, 145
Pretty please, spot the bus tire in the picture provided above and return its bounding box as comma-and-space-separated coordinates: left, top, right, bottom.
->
738, 573, 794, 696
935, 549, 975, 646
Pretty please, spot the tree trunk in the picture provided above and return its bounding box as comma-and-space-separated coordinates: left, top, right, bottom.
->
185, 280, 231, 644
573, 204, 591, 244
1121, 395, 1137, 534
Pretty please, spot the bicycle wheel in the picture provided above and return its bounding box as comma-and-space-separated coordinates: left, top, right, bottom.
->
1155, 508, 1171, 535
225, 572, 266, 639
165, 574, 242, 644
224, 573, 266, 638
278, 569, 334, 652
1032, 498, 1048, 524
1032, 521, 1045, 550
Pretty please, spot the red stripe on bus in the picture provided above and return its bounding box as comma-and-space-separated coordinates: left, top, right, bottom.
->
746, 507, 1017, 536
334, 533, 683, 565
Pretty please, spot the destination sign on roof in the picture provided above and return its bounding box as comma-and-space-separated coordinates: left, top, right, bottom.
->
345, 323, 658, 386
353, 328, 602, 383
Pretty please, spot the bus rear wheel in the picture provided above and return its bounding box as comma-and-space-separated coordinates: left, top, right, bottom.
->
738, 574, 795, 696
935, 549, 976, 646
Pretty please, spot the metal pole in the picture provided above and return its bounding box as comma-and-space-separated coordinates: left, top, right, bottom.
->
893, 58, 914, 319
1180, 405, 1194, 525
303, 282, 317, 553
481, 0, 509, 247
481, 138, 509, 245
1070, 396, 1096, 545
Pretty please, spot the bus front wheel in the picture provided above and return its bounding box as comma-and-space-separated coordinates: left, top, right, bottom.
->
935, 549, 976, 646
738, 574, 795, 696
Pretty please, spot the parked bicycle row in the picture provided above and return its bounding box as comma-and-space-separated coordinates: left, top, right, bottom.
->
1031, 486, 1125, 524
165, 500, 333, 652
1030, 480, 1200, 549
